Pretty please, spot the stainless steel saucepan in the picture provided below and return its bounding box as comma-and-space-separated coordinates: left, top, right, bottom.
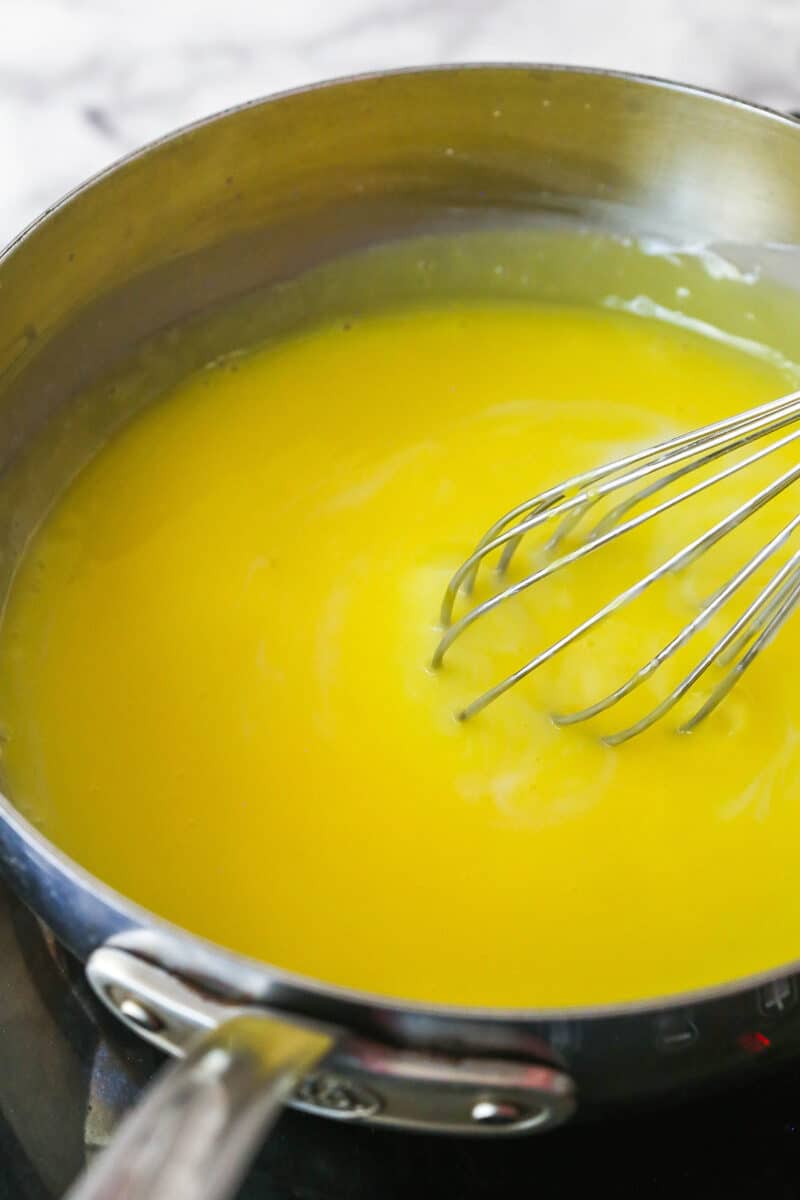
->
2, 65, 800, 1200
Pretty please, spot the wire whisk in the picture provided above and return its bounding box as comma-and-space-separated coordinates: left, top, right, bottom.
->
432, 390, 800, 745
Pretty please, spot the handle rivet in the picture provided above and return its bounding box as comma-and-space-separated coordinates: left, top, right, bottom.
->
471, 1098, 526, 1126
116, 994, 165, 1033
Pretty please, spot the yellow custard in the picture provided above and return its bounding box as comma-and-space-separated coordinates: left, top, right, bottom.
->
3, 299, 800, 1008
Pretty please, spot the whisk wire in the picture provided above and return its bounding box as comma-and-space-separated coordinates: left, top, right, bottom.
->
434, 390, 800, 741
441, 394, 800, 628
606, 545, 800, 745
680, 569, 800, 735
552, 513, 800, 732
435, 429, 800, 671
466, 391, 800, 578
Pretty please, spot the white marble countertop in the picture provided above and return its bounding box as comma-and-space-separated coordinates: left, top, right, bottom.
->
2, 0, 800, 249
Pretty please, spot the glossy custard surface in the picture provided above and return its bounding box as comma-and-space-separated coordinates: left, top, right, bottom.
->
2, 301, 800, 1007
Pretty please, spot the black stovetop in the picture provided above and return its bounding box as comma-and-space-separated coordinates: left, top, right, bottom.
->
2, 878, 800, 1200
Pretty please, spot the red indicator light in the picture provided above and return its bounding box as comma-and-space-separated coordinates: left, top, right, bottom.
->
738, 1031, 771, 1055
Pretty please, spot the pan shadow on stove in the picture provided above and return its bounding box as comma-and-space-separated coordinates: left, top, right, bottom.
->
0, 879, 798, 1200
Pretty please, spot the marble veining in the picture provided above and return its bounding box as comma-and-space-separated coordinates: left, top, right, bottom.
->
1, 0, 800, 247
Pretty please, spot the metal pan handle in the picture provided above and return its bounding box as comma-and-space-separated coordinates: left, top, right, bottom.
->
64, 1012, 332, 1200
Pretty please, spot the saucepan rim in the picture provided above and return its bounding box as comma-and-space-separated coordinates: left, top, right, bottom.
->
1, 61, 798, 1027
